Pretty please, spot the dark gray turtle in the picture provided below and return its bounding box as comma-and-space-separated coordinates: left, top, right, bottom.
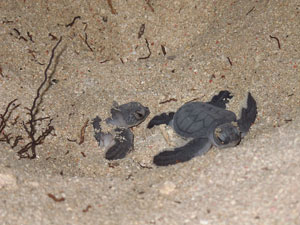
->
92, 102, 150, 160
147, 91, 257, 166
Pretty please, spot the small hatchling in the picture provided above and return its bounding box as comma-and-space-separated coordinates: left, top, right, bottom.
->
147, 90, 257, 166
92, 102, 150, 160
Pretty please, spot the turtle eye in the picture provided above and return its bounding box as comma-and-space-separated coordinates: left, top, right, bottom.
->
134, 110, 144, 120
214, 127, 229, 145
214, 124, 241, 147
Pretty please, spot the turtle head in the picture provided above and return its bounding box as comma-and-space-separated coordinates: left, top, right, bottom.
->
108, 102, 150, 128
211, 123, 241, 148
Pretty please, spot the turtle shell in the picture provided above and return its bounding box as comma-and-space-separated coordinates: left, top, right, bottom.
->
173, 102, 237, 138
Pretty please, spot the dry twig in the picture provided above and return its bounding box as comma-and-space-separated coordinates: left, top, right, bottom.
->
47, 193, 65, 202
138, 24, 145, 39
270, 35, 281, 49
65, 16, 81, 27
0, 99, 21, 147
138, 38, 151, 60
79, 119, 89, 145
17, 37, 63, 159
145, 0, 154, 12
107, 0, 117, 14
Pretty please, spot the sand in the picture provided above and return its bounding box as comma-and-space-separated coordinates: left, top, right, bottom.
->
0, 0, 299, 224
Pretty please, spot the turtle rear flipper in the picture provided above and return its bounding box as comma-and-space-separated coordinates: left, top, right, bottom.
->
105, 128, 134, 160
147, 112, 175, 129
209, 90, 233, 109
237, 92, 257, 136
92, 116, 102, 130
92, 116, 104, 146
153, 138, 212, 166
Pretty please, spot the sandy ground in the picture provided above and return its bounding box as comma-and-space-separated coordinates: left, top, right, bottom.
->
0, 0, 300, 224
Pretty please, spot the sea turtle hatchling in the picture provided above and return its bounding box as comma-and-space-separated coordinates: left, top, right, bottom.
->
92, 102, 150, 160
147, 90, 257, 166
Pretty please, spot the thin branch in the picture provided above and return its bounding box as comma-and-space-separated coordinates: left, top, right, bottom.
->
138, 38, 151, 60
79, 119, 89, 145
30, 37, 62, 116
246, 7, 255, 16
269, 35, 281, 49
145, 0, 154, 12
107, 0, 117, 14
0, 99, 19, 134
65, 16, 81, 27
17, 37, 62, 159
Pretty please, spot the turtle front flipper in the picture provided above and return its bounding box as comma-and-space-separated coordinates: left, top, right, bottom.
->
208, 90, 233, 109
147, 112, 175, 129
92, 116, 114, 148
105, 128, 134, 160
237, 92, 257, 137
153, 138, 212, 166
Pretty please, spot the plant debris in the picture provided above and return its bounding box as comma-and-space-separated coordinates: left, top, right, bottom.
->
67, 138, 77, 143
11, 28, 28, 42
100, 59, 111, 64
79, 119, 89, 145
227, 57, 233, 66
79, 23, 94, 52
269, 35, 281, 49
246, 6, 255, 16
0, 65, 3, 77
27, 32, 34, 43
17, 37, 63, 159
138, 162, 153, 169
13, 28, 20, 36
209, 74, 216, 83
159, 98, 177, 104
185, 97, 200, 103
145, 0, 154, 12
47, 193, 65, 202
49, 33, 58, 40
108, 161, 120, 168
138, 38, 151, 60
138, 24, 145, 39
65, 16, 81, 27
82, 205, 92, 213
0, 99, 21, 147
80, 31, 93, 52
28, 49, 44, 65
107, 0, 117, 14
161, 45, 166, 56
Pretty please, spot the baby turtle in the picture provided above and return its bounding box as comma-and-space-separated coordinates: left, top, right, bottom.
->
147, 90, 257, 166
92, 102, 150, 160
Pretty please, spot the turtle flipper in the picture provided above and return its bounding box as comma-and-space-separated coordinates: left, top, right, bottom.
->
147, 112, 175, 129
105, 128, 134, 160
237, 92, 257, 136
153, 138, 212, 166
92, 116, 104, 145
92, 116, 114, 147
209, 90, 233, 109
